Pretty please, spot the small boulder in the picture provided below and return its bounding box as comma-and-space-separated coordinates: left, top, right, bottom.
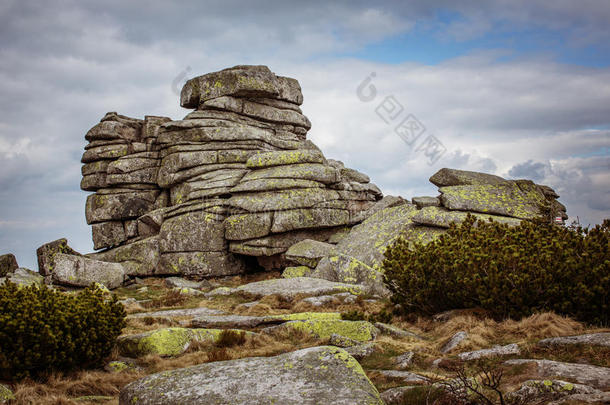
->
505, 359, 610, 390
1, 268, 44, 287
394, 351, 415, 369
538, 333, 610, 348
441, 331, 468, 353
164, 276, 205, 289
282, 266, 313, 278
52, 253, 125, 289
457, 343, 520, 361
285, 239, 334, 268
411, 196, 440, 208
36, 238, 80, 276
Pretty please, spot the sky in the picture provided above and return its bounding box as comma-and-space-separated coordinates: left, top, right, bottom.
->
1, 0, 609, 269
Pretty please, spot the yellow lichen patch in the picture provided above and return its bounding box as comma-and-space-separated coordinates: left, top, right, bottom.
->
283, 319, 377, 341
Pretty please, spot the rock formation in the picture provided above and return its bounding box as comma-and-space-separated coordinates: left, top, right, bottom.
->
29, 64, 566, 290
76, 65, 382, 284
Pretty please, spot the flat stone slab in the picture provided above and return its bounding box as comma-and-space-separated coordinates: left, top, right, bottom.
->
265, 319, 378, 342
206, 277, 362, 299
505, 359, 610, 390
374, 322, 423, 340
192, 312, 342, 329
119, 346, 384, 405
441, 331, 468, 353
538, 333, 610, 348
457, 343, 520, 361
380, 386, 418, 405
370, 370, 429, 383
128, 307, 226, 319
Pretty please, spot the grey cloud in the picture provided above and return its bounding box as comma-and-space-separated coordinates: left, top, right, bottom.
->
508, 160, 548, 181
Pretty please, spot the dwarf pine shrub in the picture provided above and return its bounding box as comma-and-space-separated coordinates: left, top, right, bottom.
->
382, 216, 609, 324
0, 282, 126, 379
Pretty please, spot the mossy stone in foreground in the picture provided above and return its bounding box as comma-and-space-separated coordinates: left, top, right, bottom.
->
119, 346, 383, 405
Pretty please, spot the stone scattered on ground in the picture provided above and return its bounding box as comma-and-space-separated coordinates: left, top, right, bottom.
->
375, 322, 423, 340
299, 292, 356, 306
118, 327, 250, 357
128, 306, 226, 320
505, 359, 610, 390
394, 351, 415, 369
281, 265, 313, 278
508, 379, 609, 404
329, 333, 362, 348
440, 331, 468, 353
104, 358, 140, 373
264, 319, 378, 341
164, 276, 207, 289
0, 254, 18, 277
457, 343, 520, 361
345, 343, 376, 360
206, 277, 362, 300
538, 333, 610, 348
0, 268, 44, 287
380, 386, 419, 405
119, 346, 384, 405
370, 370, 429, 384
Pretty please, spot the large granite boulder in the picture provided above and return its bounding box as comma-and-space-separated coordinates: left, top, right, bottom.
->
119, 346, 383, 404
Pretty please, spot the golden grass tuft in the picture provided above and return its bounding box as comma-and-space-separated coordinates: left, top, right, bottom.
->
10, 369, 142, 405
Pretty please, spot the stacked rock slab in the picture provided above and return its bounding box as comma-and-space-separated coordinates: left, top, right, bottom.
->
310, 168, 567, 296
81, 65, 382, 278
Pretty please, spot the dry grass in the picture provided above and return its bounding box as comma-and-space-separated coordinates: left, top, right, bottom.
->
9, 369, 143, 405
411, 312, 596, 354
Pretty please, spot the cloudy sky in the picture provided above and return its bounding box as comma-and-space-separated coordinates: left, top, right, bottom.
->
1, 1, 609, 269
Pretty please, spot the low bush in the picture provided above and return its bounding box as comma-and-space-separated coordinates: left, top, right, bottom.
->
0, 282, 126, 379
382, 216, 609, 324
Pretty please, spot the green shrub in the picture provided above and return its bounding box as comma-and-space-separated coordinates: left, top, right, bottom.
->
382, 216, 609, 324
0, 282, 126, 380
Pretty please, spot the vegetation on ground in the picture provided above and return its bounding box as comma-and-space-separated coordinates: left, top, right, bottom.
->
383, 216, 609, 324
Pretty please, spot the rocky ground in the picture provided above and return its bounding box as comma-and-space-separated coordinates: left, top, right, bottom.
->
3, 273, 608, 404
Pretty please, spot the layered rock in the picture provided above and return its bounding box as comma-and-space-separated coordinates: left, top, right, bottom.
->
310, 168, 567, 296
80, 65, 382, 279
